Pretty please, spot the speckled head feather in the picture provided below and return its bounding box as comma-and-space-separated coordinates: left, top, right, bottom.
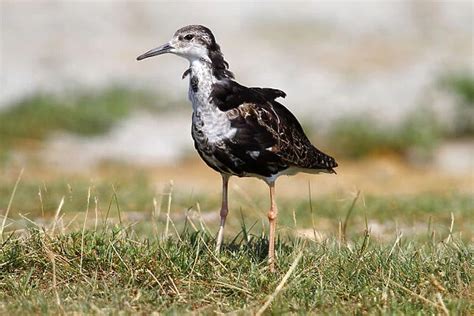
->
173, 25, 216, 47
174, 25, 234, 80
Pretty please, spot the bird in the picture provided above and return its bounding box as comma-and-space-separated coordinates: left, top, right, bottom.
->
137, 25, 337, 272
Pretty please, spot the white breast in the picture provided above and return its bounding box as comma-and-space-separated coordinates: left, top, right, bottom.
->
193, 107, 236, 144
189, 60, 236, 144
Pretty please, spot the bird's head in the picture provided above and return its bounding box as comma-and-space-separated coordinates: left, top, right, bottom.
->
137, 25, 216, 63
137, 25, 234, 79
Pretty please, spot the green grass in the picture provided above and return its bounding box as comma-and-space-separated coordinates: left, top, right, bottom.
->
440, 72, 474, 137
0, 175, 472, 240
326, 108, 441, 159
325, 71, 474, 159
441, 72, 474, 108
0, 225, 471, 314
0, 86, 183, 152
0, 174, 472, 314
1, 74, 472, 165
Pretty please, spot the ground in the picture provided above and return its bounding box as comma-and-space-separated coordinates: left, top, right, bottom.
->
0, 157, 472, 314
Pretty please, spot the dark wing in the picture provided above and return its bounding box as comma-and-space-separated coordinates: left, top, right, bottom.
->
210, 80, 286, 111
210, 79, 337, 175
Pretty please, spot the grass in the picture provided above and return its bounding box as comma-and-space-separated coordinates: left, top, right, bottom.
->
1, 73, 472, 165
0, 173, 472, 314
326, 108, 441, 159
0, 223, 471, 314
441, 72, 474, 109
325, 71, 474, 159
440, 72, 474, 137
0, 86, 184, 154
0, 174, 472, 240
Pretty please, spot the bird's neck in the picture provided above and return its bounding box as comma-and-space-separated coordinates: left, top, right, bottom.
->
188, 59, 220, 112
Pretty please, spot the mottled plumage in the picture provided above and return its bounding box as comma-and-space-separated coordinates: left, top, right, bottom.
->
137, 24, 338, 272
209, 79, 337, 180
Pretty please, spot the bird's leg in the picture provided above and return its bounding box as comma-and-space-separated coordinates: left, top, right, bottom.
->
267, 182, 278, 272
215, 174, 230, 253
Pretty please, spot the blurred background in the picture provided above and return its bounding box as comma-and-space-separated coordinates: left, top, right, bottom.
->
0, 1, 472, 239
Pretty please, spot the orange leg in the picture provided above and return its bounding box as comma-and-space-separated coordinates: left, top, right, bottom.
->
267, 182, 278, 272
215, 174, 229, 253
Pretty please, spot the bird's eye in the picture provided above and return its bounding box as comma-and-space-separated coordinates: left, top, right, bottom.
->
184, 34, 194, 41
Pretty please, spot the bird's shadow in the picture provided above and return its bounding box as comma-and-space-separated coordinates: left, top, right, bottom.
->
182, 214, 295, 265
221, 218, 294, 264
223, 234, 270, 263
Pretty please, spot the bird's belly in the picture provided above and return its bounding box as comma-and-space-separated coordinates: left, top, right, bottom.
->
191, 113, 236, 174
191, 130, 235, 175
191, 122, 286, 179
190, 107, 288, 179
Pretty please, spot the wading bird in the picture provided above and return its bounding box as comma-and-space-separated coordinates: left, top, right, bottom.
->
137, 25, 337, 272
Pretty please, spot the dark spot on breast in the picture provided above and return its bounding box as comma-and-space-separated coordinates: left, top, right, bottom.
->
191, 76, 199, 92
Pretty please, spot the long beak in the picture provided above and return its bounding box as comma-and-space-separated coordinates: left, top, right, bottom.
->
136, 43, 173, 61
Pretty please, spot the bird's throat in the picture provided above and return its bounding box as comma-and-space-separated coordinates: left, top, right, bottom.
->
188, 59, 219, 112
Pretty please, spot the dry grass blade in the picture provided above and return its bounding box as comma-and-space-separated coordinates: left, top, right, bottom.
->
80, 187, 91, 272
342, 190, 360, 243
111, 184, 122, 225
146, 269, 166, 294
93, 196, 99, 232
389, 279, 445, 312
0, 168, 24, 241
307, 182, 318, 241
38, 185, 44, 217
435, 292, 449, 316
445, 212, 454, 243
44, 245, 61, 307
388, 231, 403, 259
152, 197, 159, 236
256, 251, 303, 316
51, 197, 65, 235
165, 180, 174, 238
214, 280, 251, 295
167, 274, 183, 301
